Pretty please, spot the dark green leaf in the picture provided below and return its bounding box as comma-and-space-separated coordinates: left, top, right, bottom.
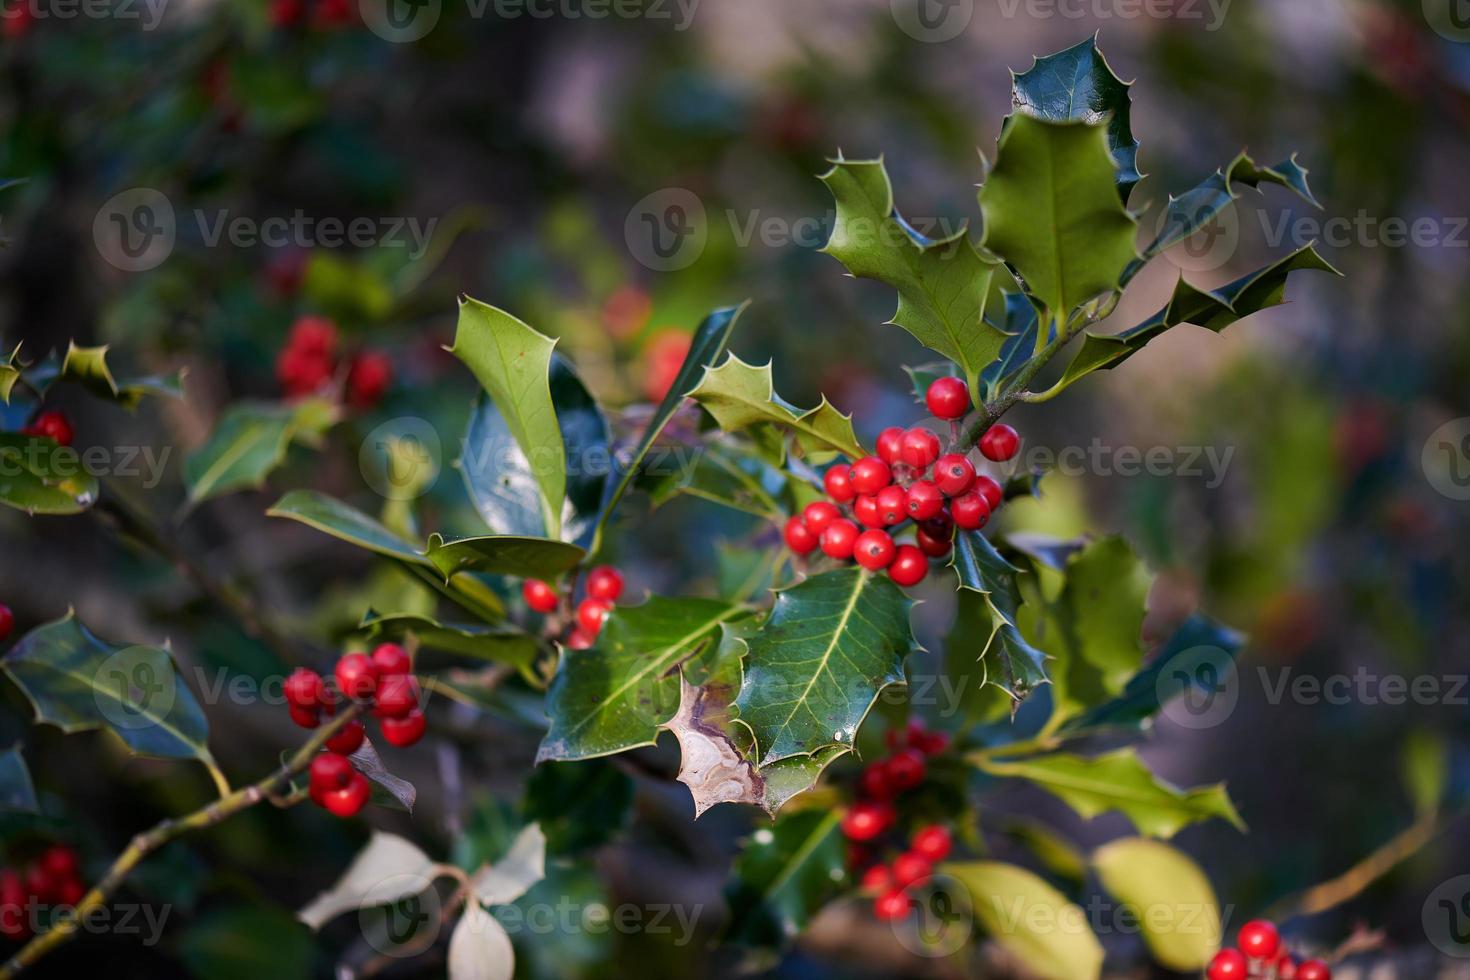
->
524, 761, 633, 854
59, 341, 185, 410
268, 489, 425, 564
179, 904, 313, 980
185, 399, 338, 503
979, 292, 1047, 400
647, 438, 795, 520
358, 609, 538, 670
423, 532, 584, 582
724, 808, 846, 947
0, 434, 99, 514
951, 531, 1049, 711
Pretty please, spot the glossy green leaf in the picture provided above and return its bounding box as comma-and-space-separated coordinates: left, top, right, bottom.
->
537, 598, 747, 762
1092, 837, 1222, 971
945, 860, 1103, 980
736, 567, 912, 765
3, 612, 214, 765
951, 531, 1049, 711
185, 398, 339, 503
0, 746, 38, 814
724, 808, 847, 947
1012, 35, 1141, 199
977, 748, 1244, 838
59, 341, 185, 409
358, 610, 538, 670
979, 114, 1138, 324
820, 157, 1004, 393
423, 533, 584, 582
648, 437, 795, 520
449, 298, 565, 538
0, 434, 99, 514
689, 354, 863, 461
268, 489, 425, 563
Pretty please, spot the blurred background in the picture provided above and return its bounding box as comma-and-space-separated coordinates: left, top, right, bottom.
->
1, 0, 1468, 976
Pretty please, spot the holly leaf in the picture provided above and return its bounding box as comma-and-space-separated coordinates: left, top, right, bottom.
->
537, 598, 747, 762
689, 354, 863, 461
1012, 34, 1142, 199
979, 114, 1138, 325
349, 738, 417, 812
0, 746, 37, 814
979, 292, 1047, 400
944, 861, 1103, 980
736, 567, 912, 765
3, 612, 214, 765
820, 157, 1004, 394
461, 353, 609, 551
977, 748, 1244, 838
268, 489, 425, 564
449, 298, 565, 538
185, 398, 339, 503
59, 341, 185, 410
951, 531, 1050, 712
1092, 837, 1223, 971
358, 610, 538, 671
723, 808, 847, 947
0, 434, 99, 514
422, 533, 583, 582
0, 343, 21, 404
647, 437, 797, 521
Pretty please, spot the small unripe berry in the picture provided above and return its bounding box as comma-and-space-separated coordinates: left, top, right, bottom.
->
979, 423, 1020, 461
335, 653, 379, 701
577, 599, 612, 636
380, 708, 426, 747
915, 525, 952, 558
1294, 959, 1330, 980
933, 453, 976, 496
910, 825, 952, 862
853, 494, 884, 528
284, 668, 325, 710
849, 456, 892, 495
876, 426, 905, 464
319, 771, 371, 817
309, 751, 353, 792
854, 530, 896, 571
873, 889, 909, 921
565, 629, 595, 650
1207, 949, 1249, 980
899, 428, 941, 469
784, 516, 819, 555
887, 545, 928, 587
841, 801, 894, 841
972, 474, 1004, 509
325, 719, 365, 755
288, 704, 321, 729
890, 851, 932, 888
950, 491, 991, 530
925, 377, 970, 420
820, 520, 859, 560
0, 604, 12, 642
370, 643, 411, 677
586, 566, 625, 602
875, 485, 908, 525
801, 501, 841, 535
904, 480, 944, 521
522, 579, 559, 614
860, 864, 893, 893
374, 674, 420, 719
1238, 920, 1280, 961
886, 748, 926, 790
823, 465, 856, 503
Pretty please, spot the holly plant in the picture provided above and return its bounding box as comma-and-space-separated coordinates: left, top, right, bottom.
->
0, 36, 1344, 980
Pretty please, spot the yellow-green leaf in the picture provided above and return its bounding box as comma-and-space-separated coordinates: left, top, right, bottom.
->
945, 861, 1103, 980
689, 354, 863, 461
1092, 837, 1223, 971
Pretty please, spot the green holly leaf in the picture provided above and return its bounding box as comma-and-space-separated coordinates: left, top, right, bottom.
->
978, 114, 1138, 326
648, 438, 797, 521
944, 861, 1103, 980
689, 354, 864, 461
537, 598, 747, 762
1092, 837, 1223, 971
0, 746, 37, 814
357, 610, 538, 672
820, 157, 1004, 394
184, 399, 339, 503
951, 531, 1049, 712
449, 298, 566, 538
0, 434, 99, 514
736, 567, 912, 765
422, 533, 583, 582
59, 341, 185, 410
979, 292, 1047, 400
594, 302, 746, 551
723, 808, 847, 947
461, 353, 609, 551
1052, 243, 1340, 394
977, 748, 1244, 838
0, 343, 22, 404
1012, 34, 1141, 199
3, 612, 215, 766
268, 489, 424, 562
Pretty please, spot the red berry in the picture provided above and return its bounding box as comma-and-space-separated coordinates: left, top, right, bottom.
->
284, 668, 325, 709
873, 889, 910, 920
854, 530, 896, 571
820, 520, 859, 560
802, 501, 841, 535
886, 748, 926, 790
319, 771, 370, 817
853, 494, 883, 528
860, 864, 893, 893
523, 579, 559, 614
899, 428, 941, 469
55, 879, 83, 907
925, 377, 970, 420
1295, 960, 1330, 980
288, 704, 322, 729
323, 720, 362, 755
849, 456, 892, 495
890, 851, 932, 888
270, 0, 306, 27
374, 674, 421, 720
0, 870, 28, 940
309, 751, 354, 793
1207, 949, 1249, 980
933, 453, 976, 496
875, 485, 908, 526
31, 410, 73, 447
276, 347, 334, 396
859, 762, 893, 800
915, 526, 952, 558
888, 545, 928, 587
972, 474, 1004, 509
577, 598, 612, 636
370, 643, 411, 677
784, 516, 819, 555
565, 629, 595, 650
380, 708, 426, 747
913, 728, 950, 755
1275, 954, 1299, 980
1238, 920, 1281, 961
335, 653, 379, 701
841, 801, 894, 841
345, 351, 393, 410
39, 846, 77, 882
979, 424, 1020, 462
586, 566, 625, 602
824, 465, 856, 503
950, 491, 991, 530
904, 480, 944, 521
289, 315, 338, 354
0, 604, 11, 642
910, 826, 952, 862
875, 427, 906, 464
24, 864, 59, 904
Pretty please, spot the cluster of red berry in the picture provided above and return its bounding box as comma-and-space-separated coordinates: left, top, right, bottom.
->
283, 644, 424, 818
0, 845, 84, 942
840, 720, 954, 919
269, 0, 354, 29
20, 410, 73, 447
783, 377, 1018, 587
275, 314, 393, 410
522, 565, 624, 650
1209, 920, 1331, 980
